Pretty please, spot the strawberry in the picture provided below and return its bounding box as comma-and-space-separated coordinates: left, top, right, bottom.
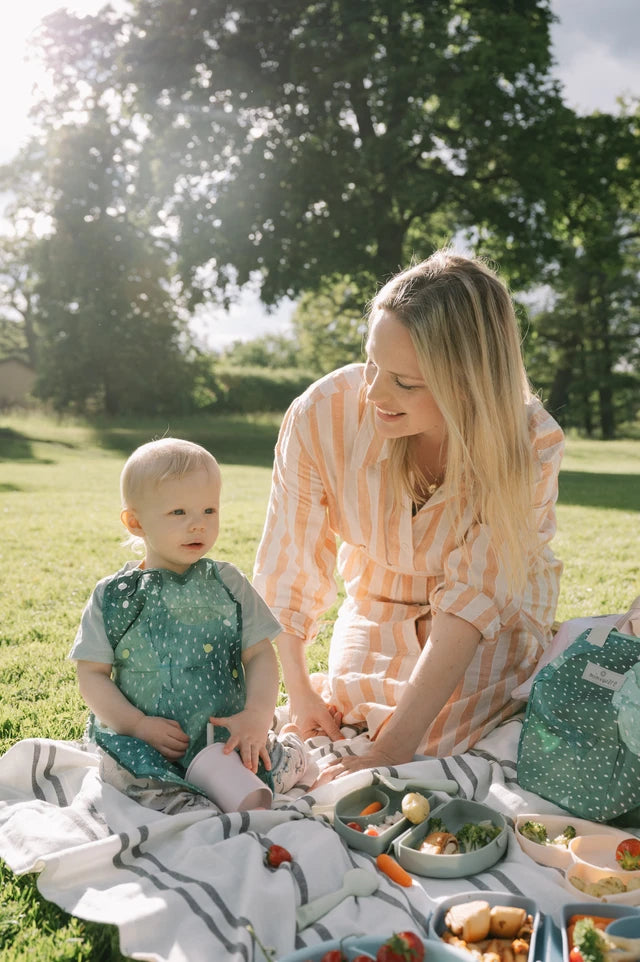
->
264, 844, 293, 868
376, 931, 425, 962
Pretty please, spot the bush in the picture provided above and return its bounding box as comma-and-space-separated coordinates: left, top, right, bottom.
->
210, 365, 316, 413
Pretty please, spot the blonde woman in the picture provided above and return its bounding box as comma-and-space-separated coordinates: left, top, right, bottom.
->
253, 249, 564, 783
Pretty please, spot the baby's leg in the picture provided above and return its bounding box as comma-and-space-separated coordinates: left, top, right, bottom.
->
266, 730, 310, 794
98, 749, 218, 815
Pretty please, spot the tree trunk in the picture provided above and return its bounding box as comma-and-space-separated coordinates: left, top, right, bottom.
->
593, 281, 616, 440
548, 361, 573, 427
577, 341, 594, 437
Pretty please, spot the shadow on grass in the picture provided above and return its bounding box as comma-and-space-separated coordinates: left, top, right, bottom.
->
559, 470, 640, 511
92, 415, 281, 469
0, 427, 66, 464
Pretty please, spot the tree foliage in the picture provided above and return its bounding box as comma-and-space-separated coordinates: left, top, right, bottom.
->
122, 0, 564, 305
0, 1, 638, 430
291, 280, 367, 374
0, 236, 38, 365
522, 108, 640, 438
0, 10, 208, 416
219, 332, 300, 368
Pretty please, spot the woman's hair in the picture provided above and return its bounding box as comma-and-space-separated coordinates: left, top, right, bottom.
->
121, 437, 220, 510
368, 248, 535, 593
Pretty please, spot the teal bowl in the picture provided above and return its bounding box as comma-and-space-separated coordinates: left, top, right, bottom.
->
278, 934, 470, 962
606, 915, 640, 938
393, 798, 507, 878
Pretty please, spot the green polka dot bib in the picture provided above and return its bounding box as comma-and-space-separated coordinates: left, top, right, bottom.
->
88, 559, 271, 793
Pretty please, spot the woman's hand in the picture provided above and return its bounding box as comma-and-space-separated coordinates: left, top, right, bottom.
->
312, 742, 400, 787
288, 688, 344, 741
132, 716, 190, 760
209, 708, 272, 773
275, 631, 344, 741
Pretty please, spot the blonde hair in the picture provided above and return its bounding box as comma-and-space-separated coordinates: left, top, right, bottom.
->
369, 249, 535, 593
120, 438, 220, 551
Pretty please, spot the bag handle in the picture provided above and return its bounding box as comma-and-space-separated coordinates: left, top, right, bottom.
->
585, 597, 640, 647
615, 595, 640, 636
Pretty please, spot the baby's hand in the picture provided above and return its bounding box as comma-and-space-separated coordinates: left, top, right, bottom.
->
133, 716, 189, 760
209, 709, 271, 773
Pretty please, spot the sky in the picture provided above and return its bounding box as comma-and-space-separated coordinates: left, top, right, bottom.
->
1, 0, 639, 347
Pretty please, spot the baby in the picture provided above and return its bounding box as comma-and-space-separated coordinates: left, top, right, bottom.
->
69, 437, 307, 812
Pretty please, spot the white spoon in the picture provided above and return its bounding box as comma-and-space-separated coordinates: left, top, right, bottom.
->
295, 867, 379, 930
374, 773, 459, 795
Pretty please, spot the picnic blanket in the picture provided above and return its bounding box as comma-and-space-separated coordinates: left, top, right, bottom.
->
0, 717, 607, 962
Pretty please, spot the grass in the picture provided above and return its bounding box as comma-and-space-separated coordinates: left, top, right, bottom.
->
0, 412, 639, 960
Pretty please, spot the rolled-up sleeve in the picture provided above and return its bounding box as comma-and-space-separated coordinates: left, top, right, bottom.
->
253, 398, 339, 641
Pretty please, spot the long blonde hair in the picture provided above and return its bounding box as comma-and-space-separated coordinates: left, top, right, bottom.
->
369, 249, 535, 593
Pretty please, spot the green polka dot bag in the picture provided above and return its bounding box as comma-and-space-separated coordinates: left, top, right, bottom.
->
517, 622, 640, 822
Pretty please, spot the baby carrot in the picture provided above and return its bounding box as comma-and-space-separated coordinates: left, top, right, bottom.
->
376, 853, 413, 887
358, 800, 384, 816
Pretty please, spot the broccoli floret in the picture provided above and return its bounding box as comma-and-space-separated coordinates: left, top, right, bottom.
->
551, 824, 577, 847
456, 820, 502, 852
426, 816, 447, 835
456, 823, 486, 853
519, 820, 549, 845
572, 918, 607, 962
478, 820, 502, 844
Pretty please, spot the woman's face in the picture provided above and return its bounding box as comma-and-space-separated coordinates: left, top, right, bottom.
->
364, 308, 446, 443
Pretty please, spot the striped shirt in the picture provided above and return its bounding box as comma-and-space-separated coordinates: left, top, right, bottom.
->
253, 364, 564, 756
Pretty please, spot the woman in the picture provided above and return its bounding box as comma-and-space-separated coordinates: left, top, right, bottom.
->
253, 249, 564, 782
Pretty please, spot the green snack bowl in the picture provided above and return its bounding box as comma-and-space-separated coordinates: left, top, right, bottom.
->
393, 798, 508, 878
334, 785, 434, 857
335, 786, 390, 824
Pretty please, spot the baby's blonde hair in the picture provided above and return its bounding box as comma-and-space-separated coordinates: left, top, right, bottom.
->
369, 249, 535, 594
121, 437, 220, 511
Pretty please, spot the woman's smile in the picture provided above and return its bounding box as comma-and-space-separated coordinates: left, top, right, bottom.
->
375, 406, 405, 422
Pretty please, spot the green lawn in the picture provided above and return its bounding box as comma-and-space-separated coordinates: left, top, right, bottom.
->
0, 413, 638, 960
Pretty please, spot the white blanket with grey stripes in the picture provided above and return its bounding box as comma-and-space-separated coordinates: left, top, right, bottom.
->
0, 718, 585, 962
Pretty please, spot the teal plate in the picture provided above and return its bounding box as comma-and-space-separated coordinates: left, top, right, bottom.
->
393, 798, 507, 878
277, 933, 470, 961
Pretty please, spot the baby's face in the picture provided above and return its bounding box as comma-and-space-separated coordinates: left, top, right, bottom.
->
134, 466, 221, 573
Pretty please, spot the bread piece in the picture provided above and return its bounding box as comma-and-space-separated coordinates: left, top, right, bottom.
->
489, 906, 528, 939
420, 831, 459, 855
445, 900, 491, 942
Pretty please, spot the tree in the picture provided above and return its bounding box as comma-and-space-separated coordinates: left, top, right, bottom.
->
219, 332, 300, 368
0, 9, 205, 416
30, 114, 195, 415
522, 107, 640, 438
0, 237, 39, 365
119, 0, 564, 307
291, 279, 366, 374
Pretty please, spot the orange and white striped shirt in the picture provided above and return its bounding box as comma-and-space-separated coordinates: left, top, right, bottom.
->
253, 364, 564, 756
